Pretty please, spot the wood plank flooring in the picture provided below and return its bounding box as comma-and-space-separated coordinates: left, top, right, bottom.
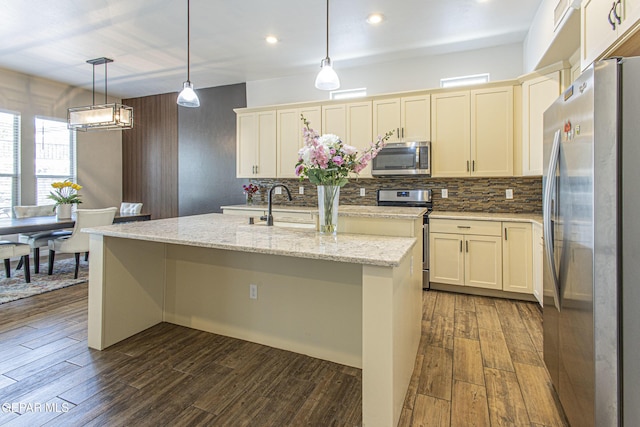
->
0, 284, 567, 426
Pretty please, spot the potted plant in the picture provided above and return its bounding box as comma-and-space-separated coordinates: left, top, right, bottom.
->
48, 180, 82, 219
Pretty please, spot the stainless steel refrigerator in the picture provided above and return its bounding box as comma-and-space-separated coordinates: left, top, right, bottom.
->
543, 57, 640, 427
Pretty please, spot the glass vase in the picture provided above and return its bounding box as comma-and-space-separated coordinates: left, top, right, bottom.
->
317, 185, 340, 235
246, 193, 254, 205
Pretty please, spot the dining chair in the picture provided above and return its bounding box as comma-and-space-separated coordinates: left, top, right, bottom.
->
47, 207, 117, 279
120, 202, 143, 215
14, 204, 72, 274
0, 241, 31, 283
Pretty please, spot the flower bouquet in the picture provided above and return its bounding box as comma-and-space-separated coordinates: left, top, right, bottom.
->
48, 180, 82, 219
295, 115, 392, 234
243, 183, 259, 205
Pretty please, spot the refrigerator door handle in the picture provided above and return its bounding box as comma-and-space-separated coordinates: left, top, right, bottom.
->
544, 129, 562, 311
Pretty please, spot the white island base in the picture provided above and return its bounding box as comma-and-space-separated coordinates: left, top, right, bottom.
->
86, 214, 421, 427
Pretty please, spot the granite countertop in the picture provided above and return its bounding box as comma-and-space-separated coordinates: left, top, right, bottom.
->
221, 204, 427, 219
429, 211, 542, 226
84, 213, 416, 268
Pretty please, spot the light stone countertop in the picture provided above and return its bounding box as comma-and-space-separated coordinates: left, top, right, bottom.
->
84, 213, 416, 268
221, 204, 428, 219
429, 211, 542, 226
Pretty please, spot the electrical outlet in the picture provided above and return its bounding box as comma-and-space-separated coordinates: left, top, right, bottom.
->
298, 186, 304, 195
275, 187, 282, 195
359, 188, 366, 197
441, 189, 448, 199
506, 189, 513, 199
249, 284, 258, 299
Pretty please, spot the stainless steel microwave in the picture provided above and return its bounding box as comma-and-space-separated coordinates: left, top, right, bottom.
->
371, 141, 431, 176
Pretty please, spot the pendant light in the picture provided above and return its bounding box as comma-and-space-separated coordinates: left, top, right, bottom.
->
315, 0, 340, 91
177, 0, 200, 107
67, 57, 134, 131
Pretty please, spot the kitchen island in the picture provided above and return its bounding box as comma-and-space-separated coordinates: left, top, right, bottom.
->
85, 213, 421, 427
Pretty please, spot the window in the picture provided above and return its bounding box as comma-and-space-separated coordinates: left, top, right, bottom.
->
330, 88, 367, 100
440, 73, 490, 88
35, 117, 76, 206
0, 111, 20, 218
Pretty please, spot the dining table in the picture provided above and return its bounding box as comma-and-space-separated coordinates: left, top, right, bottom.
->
0, 212, 151, 235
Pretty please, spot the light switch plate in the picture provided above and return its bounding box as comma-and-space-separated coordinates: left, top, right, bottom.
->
506, 189, 513, 199
299, 186, 304, 195
360, 188, 366, 197
275, 187, 282, 195
441, 189, 448, 199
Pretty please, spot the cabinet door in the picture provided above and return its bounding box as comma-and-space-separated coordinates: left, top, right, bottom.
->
430, 232, 464, 286
522, 73, 561, 176
401, 95, 431, 141
502, 222, 533, 294
322, 104, 347, 137
236, 113, 258, 178
346, 101, 373, 178
256, 111, 277, 177
618, 0, 640, 34
471, 86, 513, 177
465, 235, 502, 290
581, 0, 619, 70
277, 107, 321, 178
373, 98, 401, 142
431, 91, 471, 177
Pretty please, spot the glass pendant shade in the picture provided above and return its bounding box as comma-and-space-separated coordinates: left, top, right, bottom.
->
315, 58, 340, 90
177, 81, 200, 107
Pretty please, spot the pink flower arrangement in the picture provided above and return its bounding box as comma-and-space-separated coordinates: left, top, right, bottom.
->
295, 115, 392, 187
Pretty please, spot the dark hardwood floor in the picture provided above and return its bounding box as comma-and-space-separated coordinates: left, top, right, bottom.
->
0, 284, 566, 426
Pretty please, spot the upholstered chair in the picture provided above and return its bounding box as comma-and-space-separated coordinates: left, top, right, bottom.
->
14, 205, 72, 273
0, 241, 31, 283
120, 202, 143, 215
47, 207, 117, 279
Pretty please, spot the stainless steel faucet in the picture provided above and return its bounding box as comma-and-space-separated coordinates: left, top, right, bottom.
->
260, 184, 292, 226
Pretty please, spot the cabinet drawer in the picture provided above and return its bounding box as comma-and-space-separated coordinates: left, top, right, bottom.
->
430, 219, 501, 236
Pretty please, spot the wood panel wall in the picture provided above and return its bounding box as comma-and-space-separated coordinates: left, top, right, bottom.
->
122, 93, 179, 219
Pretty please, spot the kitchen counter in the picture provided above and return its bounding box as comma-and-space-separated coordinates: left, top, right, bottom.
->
85, 213, 415, 267
85, 213, 422, 427
430, 211, 542, 226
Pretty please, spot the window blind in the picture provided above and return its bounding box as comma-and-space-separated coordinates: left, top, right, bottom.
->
34, 117, 77, 206
0, 110, 20, 219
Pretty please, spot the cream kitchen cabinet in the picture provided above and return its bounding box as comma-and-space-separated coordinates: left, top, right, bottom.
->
322, 101, 374, 178
372, 95, 430, 143
430, 219, 503, 290
276, 106, 321, 178
502, 222, 533, 294
582, 0, 640, 71
431, 86, 513, 177
236, 110, 277, 178
521, 72, 562, 176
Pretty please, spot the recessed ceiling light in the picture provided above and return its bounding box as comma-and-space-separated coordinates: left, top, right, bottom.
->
366, 13, 384, 25
265, 35, 278, 44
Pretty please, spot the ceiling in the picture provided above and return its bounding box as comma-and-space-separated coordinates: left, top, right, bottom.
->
1, 0, 544, 100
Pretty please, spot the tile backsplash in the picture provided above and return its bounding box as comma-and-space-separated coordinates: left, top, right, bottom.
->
248, 176, 542, 214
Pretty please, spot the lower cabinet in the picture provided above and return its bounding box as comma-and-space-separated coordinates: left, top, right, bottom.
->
430, 218, 535, 296
430, 220, 502, 290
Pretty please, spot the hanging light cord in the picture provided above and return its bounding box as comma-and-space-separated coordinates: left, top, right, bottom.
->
187, 0, 191, 82
104, 61, 108, 104
325, 0, 330, 60
91, 63, 95, 105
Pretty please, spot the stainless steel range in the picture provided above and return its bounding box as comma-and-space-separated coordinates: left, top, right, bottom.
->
377, 189, 432, 289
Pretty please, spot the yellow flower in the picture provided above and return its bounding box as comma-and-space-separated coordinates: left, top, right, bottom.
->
72, 184, 82, 191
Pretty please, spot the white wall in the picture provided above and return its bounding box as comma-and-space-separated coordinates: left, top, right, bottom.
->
247, 43, 525, 107
524, 0, 556, 73
0, 67, 122, 210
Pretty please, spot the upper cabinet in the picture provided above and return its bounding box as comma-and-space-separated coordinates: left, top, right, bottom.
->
521, 71, 562, 176
431, 86, 513, 177
236, 110, 277, 178
276, 106, 321, 178
582, 0, 640, 70
323, 101, 374, 178
373, 95, 430, 143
